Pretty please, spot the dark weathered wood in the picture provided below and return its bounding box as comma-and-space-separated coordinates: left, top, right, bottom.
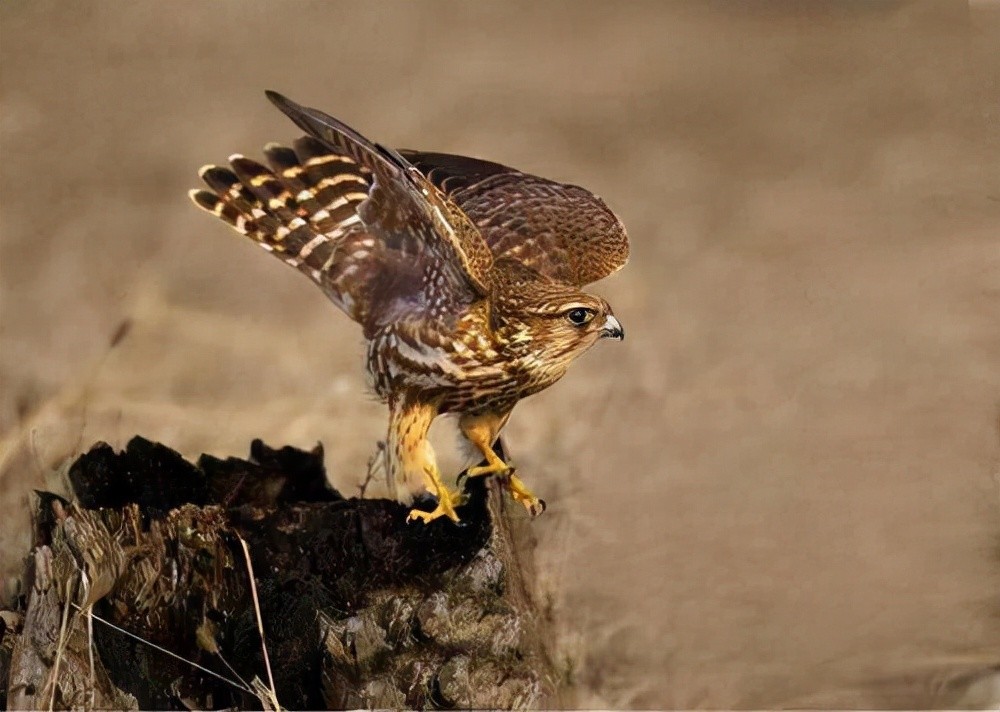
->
2, 437, 557, 710
7, 534, 136, 710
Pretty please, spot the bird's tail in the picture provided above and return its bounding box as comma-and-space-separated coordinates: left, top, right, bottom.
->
189, 137, 375, 315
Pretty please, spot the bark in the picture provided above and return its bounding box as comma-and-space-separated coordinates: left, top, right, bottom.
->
0, 437, 558, 710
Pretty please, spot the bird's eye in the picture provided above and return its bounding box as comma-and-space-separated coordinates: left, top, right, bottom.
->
565, 308, 595, 326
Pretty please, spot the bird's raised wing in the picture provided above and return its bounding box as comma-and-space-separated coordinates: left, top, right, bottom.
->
191, 136, 418, 332
266, 93, 494, 304
399, 151, 629, 287
191, 93, 498, 335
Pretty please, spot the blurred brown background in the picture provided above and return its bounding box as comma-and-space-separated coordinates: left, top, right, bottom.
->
2, 1, 999, 707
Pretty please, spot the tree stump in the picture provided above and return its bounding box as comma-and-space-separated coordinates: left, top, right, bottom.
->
0, 437, 558, 710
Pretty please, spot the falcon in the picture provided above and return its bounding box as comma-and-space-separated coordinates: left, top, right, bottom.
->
190, 92, 628, 523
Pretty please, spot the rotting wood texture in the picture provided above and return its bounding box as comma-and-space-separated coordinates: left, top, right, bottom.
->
0, 436, 557, 710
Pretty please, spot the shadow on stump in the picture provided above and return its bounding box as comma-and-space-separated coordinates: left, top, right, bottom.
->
1, 436, 558, 710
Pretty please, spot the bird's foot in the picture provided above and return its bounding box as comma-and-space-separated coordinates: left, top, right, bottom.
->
459, 461, 546, 517
507, 474, 546, 517
409, 462, 466, 524
407, 486, 465, 524
463, 460, 514, 480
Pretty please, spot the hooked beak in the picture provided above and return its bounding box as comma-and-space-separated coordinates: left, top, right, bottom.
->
599, 314, 624, 341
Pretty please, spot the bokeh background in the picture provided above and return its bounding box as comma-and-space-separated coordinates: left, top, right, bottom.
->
2, 1, 999, 707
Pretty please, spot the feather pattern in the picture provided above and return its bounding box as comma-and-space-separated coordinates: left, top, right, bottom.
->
265, 92, 495, 299
401, 151, 629, 286
190, 92, 629, 521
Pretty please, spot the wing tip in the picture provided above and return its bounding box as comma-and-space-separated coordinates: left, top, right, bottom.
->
265, 90, 304, 124
198, 165, 240, 194
188, 188, 218, 212
197, 163, 219, 179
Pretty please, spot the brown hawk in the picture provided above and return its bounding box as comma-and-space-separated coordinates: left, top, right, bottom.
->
190, 92, 628, 523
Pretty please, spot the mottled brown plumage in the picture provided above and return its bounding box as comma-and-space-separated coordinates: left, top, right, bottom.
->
190, 92, 628, 522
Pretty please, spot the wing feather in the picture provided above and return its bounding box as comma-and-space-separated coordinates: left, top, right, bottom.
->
265, 92, 493, 300
399, 151, 629, 286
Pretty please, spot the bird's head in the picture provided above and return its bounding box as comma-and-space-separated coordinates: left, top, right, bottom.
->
491, 264, 623, 372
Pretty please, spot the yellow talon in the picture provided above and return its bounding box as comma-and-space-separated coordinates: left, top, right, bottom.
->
466, 461, 513, 478
407, 506, 455, 524
507, 473, 546, 517
408, 463, 466, 523
459, 465, 547, 518
464, 447, 514, 479
407, 488, 464, 523
457, 414, 545, 517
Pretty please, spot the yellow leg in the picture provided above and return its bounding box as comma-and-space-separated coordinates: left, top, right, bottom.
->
407, 463, 466, 524
465, 445, 513, 478
460, 411, 515, 478
386, 394, 463, 524
459, 412, 545, 517
508, 473, 546, 517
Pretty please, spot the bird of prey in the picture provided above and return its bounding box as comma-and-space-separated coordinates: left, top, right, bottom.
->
190, 92, 628, 523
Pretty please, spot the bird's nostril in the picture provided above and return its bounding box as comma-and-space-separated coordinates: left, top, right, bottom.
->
599, 315, 624, 340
